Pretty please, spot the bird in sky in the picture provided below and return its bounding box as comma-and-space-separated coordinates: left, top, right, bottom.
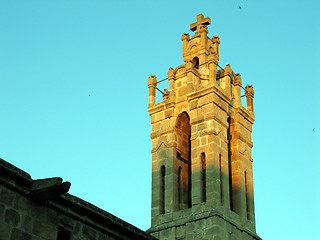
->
239, 5, 242, 10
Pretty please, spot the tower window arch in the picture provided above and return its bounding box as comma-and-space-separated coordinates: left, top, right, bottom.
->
176, 112, 192, 209
219, 153, 223, 205
216, 70, 221, 86
178, 166, 182, 209
160, 165, 166, 214
192, 57, 199, 69
227, 116, 234, 211
201, 152, 206, 202
245, 171, 251, 220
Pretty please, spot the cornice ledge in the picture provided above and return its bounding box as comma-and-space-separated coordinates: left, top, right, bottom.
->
234, 107, 255, 124
148, 101, 175, 115
149, 209, 261, 240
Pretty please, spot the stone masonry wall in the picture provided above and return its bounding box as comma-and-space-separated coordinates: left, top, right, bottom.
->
149, 209, 261, 240
0, 183, 117, 240
148, 14, 261, 240
0, 158, 156, 240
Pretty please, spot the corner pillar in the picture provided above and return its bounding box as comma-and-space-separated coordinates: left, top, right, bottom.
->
233, 74, 242, 108
148, 75, 157, 106
245, 85, 254, 113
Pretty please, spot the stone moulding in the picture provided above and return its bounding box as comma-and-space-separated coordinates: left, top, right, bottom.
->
148, 209, 261, 240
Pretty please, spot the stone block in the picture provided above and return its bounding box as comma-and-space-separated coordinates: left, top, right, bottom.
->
0, 203, 5, 216
20, 215, 33, 233
13, 195, 29, 212
189, 99, 198, 110
201, 137, 208, 146
160, 228, 173, 239
10, 228, 32, 240
185, 231, 195, 240
165, 109, 174, 118
4, 208, 20, 226
160, 213, 173, 224
72, 222, 81, 236
192, 138, 200, 148
205, 225, 221, 235
32, 220, 44, 237
194, 218, 206, 230
176, 225, 186, 238
230, 228, 241, 240
82, 225, 97, 239
30, 204, 47, 220
97, 235, 108, 240
40, 223, 57, 240
198, 96, 209, 107
185, 222, 195, 232
152, 122, 161, 132
150, 114, 156, 124
201, 104, 212, 114
197, 122, 206, 131
161, 119, 171, 130
150, 231, 160, 239
154, 113, 161, 123
0, 222, 11, 240
178, 86, 188, 97
0, 188, 14, 206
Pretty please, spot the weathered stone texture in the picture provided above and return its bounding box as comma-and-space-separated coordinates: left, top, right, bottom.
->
148, 14, 261, 240
11, 228, 33, 240
0, 159, 156, 240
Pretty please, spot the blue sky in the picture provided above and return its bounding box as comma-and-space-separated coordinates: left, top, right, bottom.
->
0, 0, 319, 239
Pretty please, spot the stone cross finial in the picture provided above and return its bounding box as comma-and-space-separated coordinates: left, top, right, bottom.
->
190, 14, 211, 32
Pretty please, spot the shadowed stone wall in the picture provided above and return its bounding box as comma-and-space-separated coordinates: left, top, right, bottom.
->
0, 158, 156, 240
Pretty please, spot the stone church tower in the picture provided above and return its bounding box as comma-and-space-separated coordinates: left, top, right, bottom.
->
147, 14, 261, 240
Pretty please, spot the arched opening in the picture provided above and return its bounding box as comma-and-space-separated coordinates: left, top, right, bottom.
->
192, 57, 199, 69
178, 166, 182, 208
160, 165, 166, 214
227, 116, 233, 211
201, 152, 206, 202
219, 153, 223, 205
245, 171, 251, 220
176, 112, 191, 209
216, 70, 221, 86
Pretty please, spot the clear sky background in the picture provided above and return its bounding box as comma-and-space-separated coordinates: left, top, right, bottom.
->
0, 0, 319, 239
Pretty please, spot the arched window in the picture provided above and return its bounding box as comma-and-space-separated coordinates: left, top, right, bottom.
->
160, 165, 166, 214
227, 116, 233, 211
245, 171, 250, 220
192, 57, 199, 69
176, 112, 191, 209
178, 166, 182, 209
201, 152, 206, 202
219, 153, 223, 205
216, 70, 221, 86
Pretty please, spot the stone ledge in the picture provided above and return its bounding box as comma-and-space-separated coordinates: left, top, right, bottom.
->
29, 178, 71, 203
0, 158, 32, 187
51, 194, 157, 240
148, 209, 260, 240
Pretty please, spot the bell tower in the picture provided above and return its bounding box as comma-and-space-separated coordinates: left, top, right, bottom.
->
147, 14, 262, 240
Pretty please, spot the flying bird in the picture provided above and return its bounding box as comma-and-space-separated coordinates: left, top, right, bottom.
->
239, 5, 242, 10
